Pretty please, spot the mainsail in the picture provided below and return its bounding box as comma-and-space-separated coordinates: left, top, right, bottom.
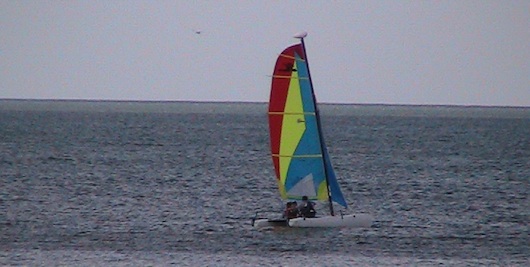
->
268, 40, 348, 211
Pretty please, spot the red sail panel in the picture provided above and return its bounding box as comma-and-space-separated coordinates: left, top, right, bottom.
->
268, 44, 306, 180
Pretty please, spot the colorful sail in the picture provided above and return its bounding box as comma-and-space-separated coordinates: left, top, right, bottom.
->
268, 43, 348, 208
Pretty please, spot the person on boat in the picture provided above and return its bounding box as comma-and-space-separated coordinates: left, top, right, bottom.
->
284, 201, 299, 219
298, 196, 316, 218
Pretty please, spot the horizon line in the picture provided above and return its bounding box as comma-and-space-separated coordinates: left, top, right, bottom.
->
1, 98, 528, 109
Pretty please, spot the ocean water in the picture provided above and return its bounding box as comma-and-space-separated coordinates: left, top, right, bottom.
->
0, 100, 528, 266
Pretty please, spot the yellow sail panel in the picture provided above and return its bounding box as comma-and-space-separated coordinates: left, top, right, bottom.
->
279, 61, 305, 186
316, 180, 328, 201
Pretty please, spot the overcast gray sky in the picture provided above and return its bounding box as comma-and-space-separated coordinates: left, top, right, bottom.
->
1, 1, 529, 106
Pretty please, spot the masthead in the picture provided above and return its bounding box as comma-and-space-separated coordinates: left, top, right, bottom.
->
293, 31, 308, 39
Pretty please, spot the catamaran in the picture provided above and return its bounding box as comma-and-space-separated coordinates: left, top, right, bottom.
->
253, 32, 374, 228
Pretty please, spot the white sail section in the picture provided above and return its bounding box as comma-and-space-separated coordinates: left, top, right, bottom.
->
286, 173, 317, 197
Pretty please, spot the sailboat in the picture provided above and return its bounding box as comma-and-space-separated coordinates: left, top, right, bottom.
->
253, 32, 374, 228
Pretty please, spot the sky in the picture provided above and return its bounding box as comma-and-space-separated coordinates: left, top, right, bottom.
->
1, 1, 529, 106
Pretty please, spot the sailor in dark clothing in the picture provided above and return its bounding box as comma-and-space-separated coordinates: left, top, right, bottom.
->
298, 196, 316, 218
284, 201, 299, 219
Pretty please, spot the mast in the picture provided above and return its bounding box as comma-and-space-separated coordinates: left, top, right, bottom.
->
295, 32, 335, 216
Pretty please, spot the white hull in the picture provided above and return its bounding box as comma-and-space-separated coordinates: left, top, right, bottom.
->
253, 213, 374, 229
289, 213, 374, 228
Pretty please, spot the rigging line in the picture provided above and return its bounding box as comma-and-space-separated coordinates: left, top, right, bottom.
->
278, 54, 306, 61
268, 111, 315, 115
272, 154, 322, 158
272, 75, 309, 79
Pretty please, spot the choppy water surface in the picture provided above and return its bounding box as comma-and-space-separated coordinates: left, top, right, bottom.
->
1, 100, 528, 266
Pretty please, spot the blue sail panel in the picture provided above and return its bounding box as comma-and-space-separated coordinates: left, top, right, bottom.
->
284, 157, 326, 199
323, 146, 348, 208
295, 56, 316, 114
